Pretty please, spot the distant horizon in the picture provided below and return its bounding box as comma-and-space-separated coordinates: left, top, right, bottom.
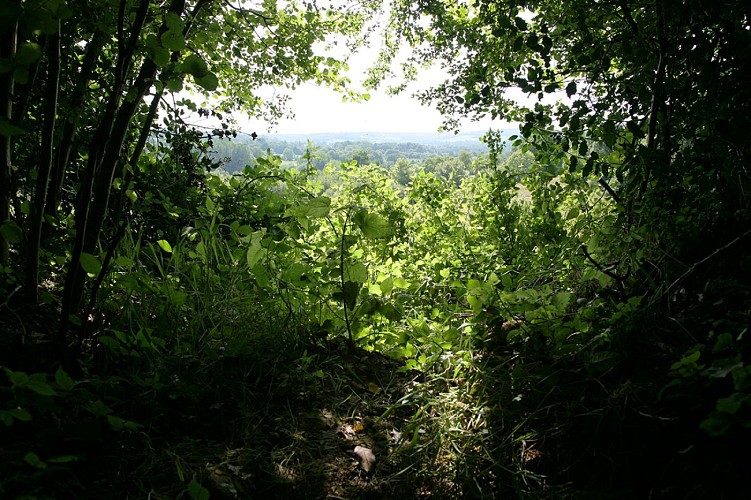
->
235, 127, 518, 143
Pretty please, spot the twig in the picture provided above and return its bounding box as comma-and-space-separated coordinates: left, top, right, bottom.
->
0, 284, 21, 309
665, 228, 751, 296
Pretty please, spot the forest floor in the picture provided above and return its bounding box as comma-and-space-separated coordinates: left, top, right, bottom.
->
34, 336, 463, 499
116, 336, 464, 499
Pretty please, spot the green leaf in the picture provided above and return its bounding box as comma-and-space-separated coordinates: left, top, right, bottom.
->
305, 196, 331, 217
712, 332, 733, 352
501, 273, 513, 289
15, 42, 42, 65
47, 455, 78, 464
87, 400, 112, 417
79, 252, 102, 275
716, 395, 743, 414
732, 366, 751, 391
54, 368, 75, 391
380, 302, 403, 321
157, 239, 173, 253
589, 350, 620, 365
8, 408, 32, 422
246, 230, 266, 268
671, 349, 701, 371
24, 452, 47, 469
25, 378, 57, 396
345, 262, 368, 283
205, 196, 215, 212
565, 81, 577, 98
0, 220, 23, 243
182, 54, 209, 78
114, 256, 133, 267
161, 29, 185, 51
194, 72, 218, 91
149, 45, 171, 67
342, 281, 361, 310
0, 116, 25, 137
165, 76, 184, 93
392, 277, 410, 289
107, 414, 124, 430
353, 210, 393, 239
165, 12, 184, 31
700, 412, 730, 436
5, 368, 29, 386
553, 291, 573, 310
187, 479, 210, 500
13, 68, 29, 84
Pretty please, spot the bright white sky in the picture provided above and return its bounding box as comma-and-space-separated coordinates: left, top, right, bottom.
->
252, 83, 452, 134
237, 46, 509, 135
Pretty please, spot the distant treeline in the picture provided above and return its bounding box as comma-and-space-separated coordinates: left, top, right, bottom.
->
208, 135, 492, 172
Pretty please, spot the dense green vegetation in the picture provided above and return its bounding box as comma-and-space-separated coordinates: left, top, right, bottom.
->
1, 0, 749, 498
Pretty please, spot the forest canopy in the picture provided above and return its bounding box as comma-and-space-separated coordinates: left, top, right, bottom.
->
1, 0, 749, 498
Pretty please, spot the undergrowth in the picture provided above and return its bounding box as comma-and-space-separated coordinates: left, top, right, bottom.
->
2, 145, 749, 498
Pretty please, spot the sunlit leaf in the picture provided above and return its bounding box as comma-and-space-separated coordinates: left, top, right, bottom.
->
246, 230, 266, 268
157, 239, 173, 253
353, 209, 393, 239
305, 196, 331, 217
345, 262, 368, 283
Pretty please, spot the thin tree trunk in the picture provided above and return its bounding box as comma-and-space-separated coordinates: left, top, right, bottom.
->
44, 32, 105, 234
26, 28, 60, 303
58, 0, 187, 350
57, 0, 154, 363
0, 14, 17, 268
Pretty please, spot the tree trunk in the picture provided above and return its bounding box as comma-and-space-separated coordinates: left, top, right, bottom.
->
58, 0, 187, 352
0, 14, 17, 269
26, 28, 60, 303
44, 32, 105, 236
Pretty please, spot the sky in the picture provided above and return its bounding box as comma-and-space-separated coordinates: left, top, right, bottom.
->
233, 45, 510, 136
250, 83, 454, 134
187, 8, 546, 136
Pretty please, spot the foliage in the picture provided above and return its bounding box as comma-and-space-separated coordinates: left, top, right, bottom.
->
0, 0, 381, 367
1, 0, 750, 498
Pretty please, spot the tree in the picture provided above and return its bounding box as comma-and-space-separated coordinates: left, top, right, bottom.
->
373, 0, 751, 492
392, 157, 414, 185
380, 0, 751, 287
0, 0, 379, 367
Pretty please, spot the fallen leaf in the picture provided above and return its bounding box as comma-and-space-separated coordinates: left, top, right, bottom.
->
353, 445, 376, 472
